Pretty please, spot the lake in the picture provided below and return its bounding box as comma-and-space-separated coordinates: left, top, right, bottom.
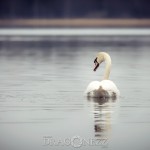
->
0, 28, 150, 150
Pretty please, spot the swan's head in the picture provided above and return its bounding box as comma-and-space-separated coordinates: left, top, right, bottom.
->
93, 53, 104, 71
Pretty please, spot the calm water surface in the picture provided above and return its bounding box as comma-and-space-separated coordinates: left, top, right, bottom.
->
0, 33, 150, 150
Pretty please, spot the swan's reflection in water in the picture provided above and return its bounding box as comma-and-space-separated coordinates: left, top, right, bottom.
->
87, 96, 117, 139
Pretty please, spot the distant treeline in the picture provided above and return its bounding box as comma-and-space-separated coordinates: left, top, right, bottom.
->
0, 0, 150, 19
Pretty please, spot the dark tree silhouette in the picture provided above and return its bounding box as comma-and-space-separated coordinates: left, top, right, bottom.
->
0, 0, 150, 18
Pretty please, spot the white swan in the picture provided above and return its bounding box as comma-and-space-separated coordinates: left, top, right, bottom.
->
85, 52, 120, 98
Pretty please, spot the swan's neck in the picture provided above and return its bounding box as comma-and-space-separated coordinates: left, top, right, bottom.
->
103, 53, 111, 80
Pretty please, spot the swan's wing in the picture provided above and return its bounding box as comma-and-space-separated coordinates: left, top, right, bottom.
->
100, 80, 120, 96
85, 81, 101, 94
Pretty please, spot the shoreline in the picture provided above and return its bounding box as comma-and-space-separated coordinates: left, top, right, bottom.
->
0, 19, 150, 28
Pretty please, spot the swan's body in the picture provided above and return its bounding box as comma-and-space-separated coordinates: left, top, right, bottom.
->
85, 52, 120, 98
85, 80, 119, 98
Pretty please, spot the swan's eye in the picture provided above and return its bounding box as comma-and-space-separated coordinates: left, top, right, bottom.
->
94, 57, 97, 63
93, 57, 99, 71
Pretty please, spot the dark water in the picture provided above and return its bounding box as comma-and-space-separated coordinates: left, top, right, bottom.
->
0, 34, 150, 150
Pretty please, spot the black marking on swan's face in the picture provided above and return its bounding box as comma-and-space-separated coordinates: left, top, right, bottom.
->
93, 57, 99, 71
